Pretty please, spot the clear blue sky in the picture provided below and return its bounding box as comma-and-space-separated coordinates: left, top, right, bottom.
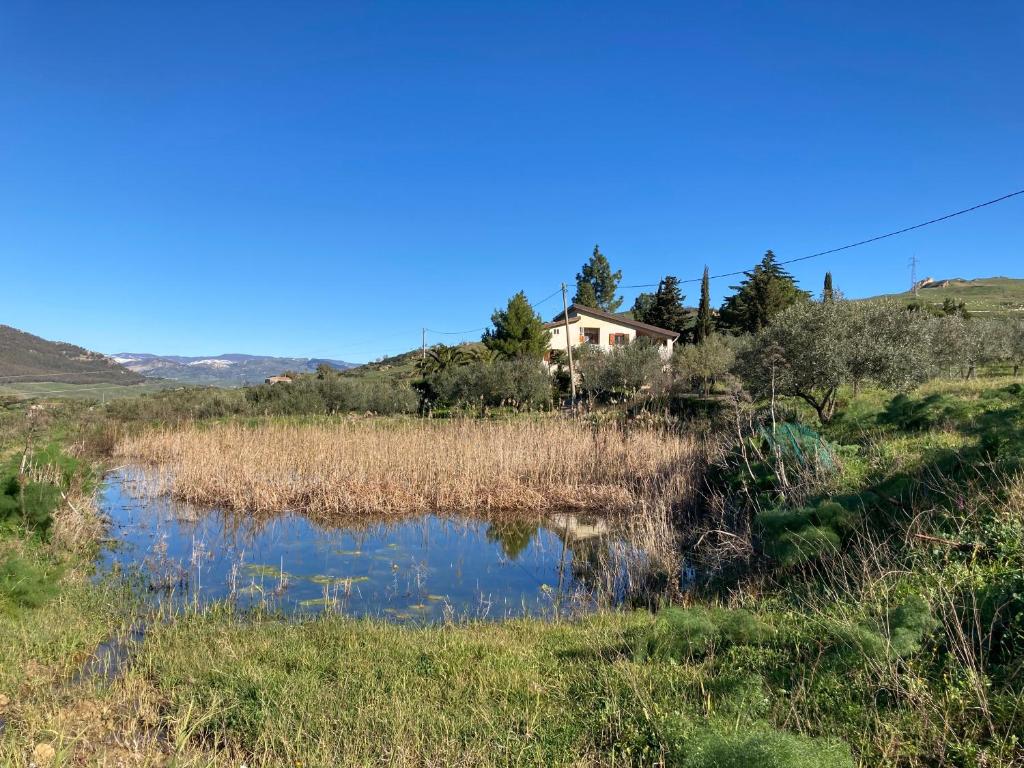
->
2, 2, 1021, 362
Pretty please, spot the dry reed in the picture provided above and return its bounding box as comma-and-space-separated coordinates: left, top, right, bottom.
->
115, 419, 697, 518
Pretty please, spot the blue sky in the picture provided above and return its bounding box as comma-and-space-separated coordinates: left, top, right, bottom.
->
1, 2, 1021, 362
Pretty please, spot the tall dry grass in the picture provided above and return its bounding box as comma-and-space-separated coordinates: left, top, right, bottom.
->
116, 419, 697, 518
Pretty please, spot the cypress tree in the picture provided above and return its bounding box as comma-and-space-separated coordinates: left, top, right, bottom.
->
693, 266, 713, 343
823, 272, 834, 302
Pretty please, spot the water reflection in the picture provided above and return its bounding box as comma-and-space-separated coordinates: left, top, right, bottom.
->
98, 470, 634, 622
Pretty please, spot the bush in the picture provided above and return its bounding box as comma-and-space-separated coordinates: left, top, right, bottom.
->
0, 551, 61, 615
757, 501, 857, 566
431, 358, 552, 411
680, 725, 855, 768
577, 340, 666, 403
638, 606, 771, 662
0, 444, 80, 536
672, 334, 738, 395
107, 387, 249, 422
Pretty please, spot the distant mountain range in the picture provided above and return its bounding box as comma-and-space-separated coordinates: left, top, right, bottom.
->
0, 325, 144, 385
110, 353, 356, 386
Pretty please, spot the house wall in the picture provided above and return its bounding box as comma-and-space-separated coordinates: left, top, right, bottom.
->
546, 313, 674, 359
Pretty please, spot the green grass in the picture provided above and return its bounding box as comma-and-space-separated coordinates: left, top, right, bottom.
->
2, 374, 1024, 765
879, 276, 1024, 314
123, 605, 902, 767
0, 380, 173, 401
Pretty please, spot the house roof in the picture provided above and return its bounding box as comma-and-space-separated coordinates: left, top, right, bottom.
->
548, 304, 680, 340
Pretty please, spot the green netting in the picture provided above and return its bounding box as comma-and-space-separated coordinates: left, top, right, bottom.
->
757, 422, 835, 471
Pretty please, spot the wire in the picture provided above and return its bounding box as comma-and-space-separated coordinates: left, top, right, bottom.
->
426, 286, 567, 338
531, 287, 564, 310
424, 326, 489, 336
621, 188, 1024, 289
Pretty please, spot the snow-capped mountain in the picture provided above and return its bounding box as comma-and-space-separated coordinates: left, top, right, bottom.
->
110, 352, 355, 386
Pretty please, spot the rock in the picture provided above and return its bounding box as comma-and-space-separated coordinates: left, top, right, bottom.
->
0, 693, 8, 713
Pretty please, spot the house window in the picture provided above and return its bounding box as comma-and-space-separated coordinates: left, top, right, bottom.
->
581, 327, 600, 345
552, 327, 559, 334
609, 333, 629, 346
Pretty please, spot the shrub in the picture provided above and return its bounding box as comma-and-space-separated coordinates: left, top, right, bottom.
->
681, 725, 855, 768
0, 551, 61, 615
638, 606, 771, 662
672, 334, 738, 395
887, 594, 936, 658
577, 340, 666, 403
432, 358, 552, 411
756, 501, 857, 566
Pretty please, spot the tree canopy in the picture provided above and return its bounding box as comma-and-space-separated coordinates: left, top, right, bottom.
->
693, 266, 713, 343
631, 292, 657, 325
573, 245, 623, 312
719, 250, 810, 334
644, 276, 688, 334
482, 291, 549, 360
739, 298, 932, 423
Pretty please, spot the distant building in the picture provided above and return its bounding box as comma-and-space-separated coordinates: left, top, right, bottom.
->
543, 303, 679, 363
265, 375, 293, 384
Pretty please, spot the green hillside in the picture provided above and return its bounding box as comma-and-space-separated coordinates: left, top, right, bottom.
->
0, 324, 144, 385
881, 276, 1024, 314
0, 380, 171, 401
344, 342, 485, 383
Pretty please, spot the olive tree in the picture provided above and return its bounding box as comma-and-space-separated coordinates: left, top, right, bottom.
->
739, 298, 933, 423
577, 340, 666, 402
434, 358, 552, 411
1009, 318, 1024, 376
672, 333, 738, 395
930, 314, 1009, 380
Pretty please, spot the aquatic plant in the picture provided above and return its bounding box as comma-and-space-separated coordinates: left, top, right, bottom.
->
116, 419, 698, 517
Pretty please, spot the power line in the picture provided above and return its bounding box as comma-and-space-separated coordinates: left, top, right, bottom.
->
424, 285, 566, 340
424, 326, 489, 336
621, 187, 1024, 289
531, 287, 564, 310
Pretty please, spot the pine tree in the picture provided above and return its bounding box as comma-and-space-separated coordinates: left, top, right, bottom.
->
631, 292, 656, 324
645, 276, 688, 334
573, 245, 623, 312
823, 272, 834, 302
693, 266, 713, 343
482, 291, 549, 359
718, 250, 810, 333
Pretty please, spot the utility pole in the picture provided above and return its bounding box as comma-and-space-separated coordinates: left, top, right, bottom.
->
421, 328, 426, 361
909, 254, 919, 296
560, 283, 577, 410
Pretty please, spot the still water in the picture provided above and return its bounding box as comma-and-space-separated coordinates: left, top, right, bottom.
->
98, 470, 623, 621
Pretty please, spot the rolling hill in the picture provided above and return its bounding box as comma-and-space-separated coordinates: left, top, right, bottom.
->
0, 325, 144, 385
882, 276, 1024, 314
112, 353, 356, 386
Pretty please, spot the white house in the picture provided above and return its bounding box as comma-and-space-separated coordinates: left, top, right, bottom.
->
543, 303, 679, 363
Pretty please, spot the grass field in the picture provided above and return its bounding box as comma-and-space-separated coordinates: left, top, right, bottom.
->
0, 380, 174, 401
882, 276, 1024, 314
3, 376, 1024, 766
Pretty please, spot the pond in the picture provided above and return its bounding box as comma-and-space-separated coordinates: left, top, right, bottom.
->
98, 470, 634, 621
